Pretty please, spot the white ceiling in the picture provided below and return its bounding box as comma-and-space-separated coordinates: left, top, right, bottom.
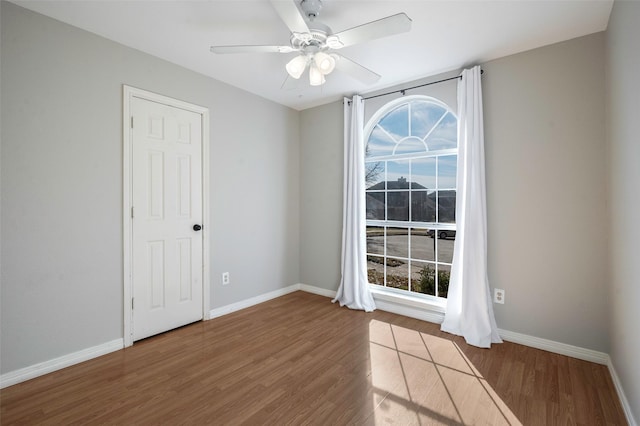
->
11, 0, 613, 111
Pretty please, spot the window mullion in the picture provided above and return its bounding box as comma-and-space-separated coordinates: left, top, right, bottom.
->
383, 226, 387, 288
435, 155, 439, 224
408, 159, 412, 292
435, 155, 439, 297
408, 227, 412, 292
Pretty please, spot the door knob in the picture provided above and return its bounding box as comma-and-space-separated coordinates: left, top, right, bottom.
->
193, 224, 202, 231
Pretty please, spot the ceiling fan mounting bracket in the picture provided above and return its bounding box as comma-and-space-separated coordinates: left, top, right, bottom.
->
300, 0, 323, 21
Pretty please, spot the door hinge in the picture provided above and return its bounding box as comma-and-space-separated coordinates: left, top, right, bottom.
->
132, 298, 134, 310
131, 206, 134, 219
130, 116, 134, 128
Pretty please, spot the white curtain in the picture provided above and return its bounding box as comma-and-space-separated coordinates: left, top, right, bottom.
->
332, 95, 376, 312
440, 66, 502, 348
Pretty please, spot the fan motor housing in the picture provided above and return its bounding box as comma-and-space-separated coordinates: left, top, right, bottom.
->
290, 22, 331, 51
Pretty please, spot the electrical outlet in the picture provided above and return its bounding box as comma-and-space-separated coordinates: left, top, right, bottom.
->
222, 272, 230, 285
494, 288, 505, 304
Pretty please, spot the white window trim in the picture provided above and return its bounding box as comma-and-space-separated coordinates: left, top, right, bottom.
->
370, 286, 447, 325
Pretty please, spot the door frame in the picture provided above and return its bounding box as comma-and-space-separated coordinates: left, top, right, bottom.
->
122, 85, 210, 347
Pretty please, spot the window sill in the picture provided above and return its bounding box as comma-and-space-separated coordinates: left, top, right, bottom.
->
369, 286, 447, 324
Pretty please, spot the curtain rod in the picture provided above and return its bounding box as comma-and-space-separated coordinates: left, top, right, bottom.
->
362, 69, 484, 101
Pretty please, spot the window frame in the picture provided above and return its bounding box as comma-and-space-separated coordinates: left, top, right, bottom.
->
364, 95, 458, 300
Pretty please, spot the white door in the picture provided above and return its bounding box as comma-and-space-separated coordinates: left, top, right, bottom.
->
131, 96, 203, 341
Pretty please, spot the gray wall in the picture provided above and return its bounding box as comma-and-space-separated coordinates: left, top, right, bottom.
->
299, 101, 343, 291
483, 33, 608, 352
0, 2, 300, 373
606, 0, 640, 421
300, 34, 610, 352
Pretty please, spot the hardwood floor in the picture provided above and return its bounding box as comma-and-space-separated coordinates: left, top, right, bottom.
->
1, 291, 627, 425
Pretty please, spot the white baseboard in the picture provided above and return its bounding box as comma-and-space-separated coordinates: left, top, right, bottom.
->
607, 356, 638, 426
298, 283, 337, 299
0, 338, 124, 389
208, 284, 300, 319
207, 284, 340, 320
497, 329, 609, 365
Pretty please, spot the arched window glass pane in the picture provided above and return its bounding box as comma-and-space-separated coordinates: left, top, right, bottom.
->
425, 112, 457, 150
410, 101, 447, 139
366, 126, 395, 158
378, 104, 409, 140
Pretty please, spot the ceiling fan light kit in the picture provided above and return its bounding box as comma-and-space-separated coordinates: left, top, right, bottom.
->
314, 51, 336, 74
285, 50, 336, 83
210, 0, 412, 87
285, 55, 308, 79
309, 62, 325, 86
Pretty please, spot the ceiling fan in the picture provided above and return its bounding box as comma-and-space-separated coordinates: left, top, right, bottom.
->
210, 0, 412, 86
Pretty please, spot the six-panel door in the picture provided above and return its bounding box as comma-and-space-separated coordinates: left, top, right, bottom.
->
131, 96, 203, 341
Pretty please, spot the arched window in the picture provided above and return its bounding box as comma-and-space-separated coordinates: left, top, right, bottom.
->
365, 96, 457, 299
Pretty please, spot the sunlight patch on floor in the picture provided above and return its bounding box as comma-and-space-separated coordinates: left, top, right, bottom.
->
368, 319, 522, 425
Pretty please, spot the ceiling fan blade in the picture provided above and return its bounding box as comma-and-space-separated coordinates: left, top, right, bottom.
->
333, 13, 412, 48
270, 0, 310, 35
210, 45, 294, 54
334, 54, 381, 85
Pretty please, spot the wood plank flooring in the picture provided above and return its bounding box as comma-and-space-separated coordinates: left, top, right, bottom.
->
1, 291, 627, 425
